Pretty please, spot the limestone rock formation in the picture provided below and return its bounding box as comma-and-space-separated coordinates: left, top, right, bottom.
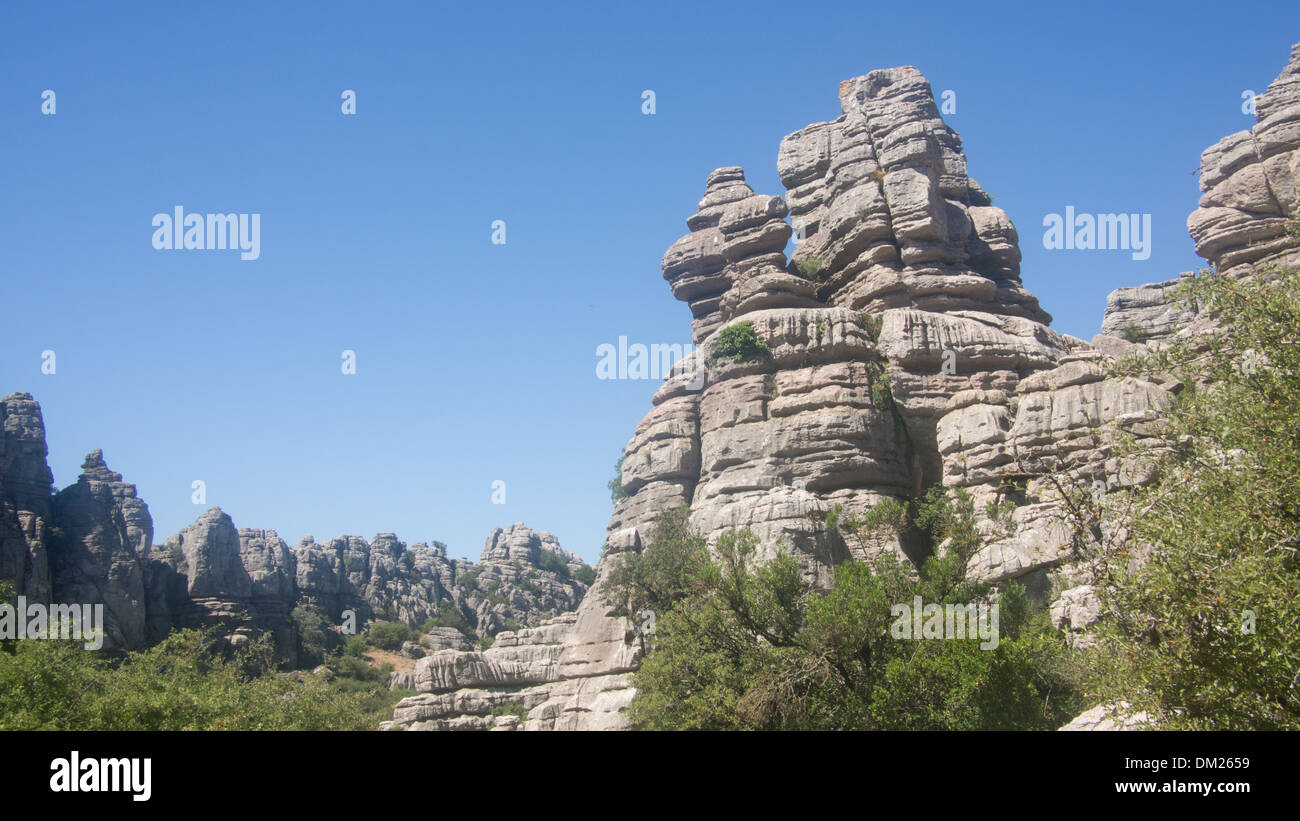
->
391, 64, 1123, 731
394, 48, 1300, 731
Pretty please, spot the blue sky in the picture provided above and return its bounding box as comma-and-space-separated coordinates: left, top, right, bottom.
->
2, 1, 1297, 563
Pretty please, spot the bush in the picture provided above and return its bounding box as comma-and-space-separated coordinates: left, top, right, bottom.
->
421, 604, 475, 640
575, 565, 597, 587
0, 629, 377, 730
861, 313, 883, 343
602, 507, 708, 627
626, 500, 1079, 730
710, 321, 772, 364
795, 256, 825, 281
535, 549, 572, 581
1120, 324, 1150, 343
342, 634, 368, 658
290, 605, 327, 667
489, 701, 528, 720
608, 454, 628, 503
870, 365, 893, 410
366, 621, 414, 652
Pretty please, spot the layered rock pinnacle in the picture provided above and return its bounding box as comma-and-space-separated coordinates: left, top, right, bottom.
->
634, 65, 1086, 585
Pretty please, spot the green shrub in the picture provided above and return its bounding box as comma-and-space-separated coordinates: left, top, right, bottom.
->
575, 565, 597, 586
290, 604, 327, 667
1074, 266, 1300, 729
711, 321, 772, 364
366, 621, 414, 652
343, 634, 368, 658
421, 605, 475, 640
535, 549, 572, 580
0, 629, 378, 730
1120, 324, 1150, 343
608, 454, 628, 503
489, 701, 529, 720
626, 504, 1078, 730
870, 365, 893, 409
795, 256, 825, 281
458, 567, 480, 590
861, 313, 883, 344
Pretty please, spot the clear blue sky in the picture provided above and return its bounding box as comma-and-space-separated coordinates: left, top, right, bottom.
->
2, 1, 1297, 563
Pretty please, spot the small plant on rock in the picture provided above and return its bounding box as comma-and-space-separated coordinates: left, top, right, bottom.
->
795, 256, 825, 281
711, 321, 772, 364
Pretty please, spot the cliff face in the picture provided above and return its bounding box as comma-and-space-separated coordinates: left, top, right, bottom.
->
0, 399, 592, 662
387, 41, 1300, 731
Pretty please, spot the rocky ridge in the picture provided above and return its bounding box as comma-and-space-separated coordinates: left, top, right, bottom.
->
0, 411, 592, 666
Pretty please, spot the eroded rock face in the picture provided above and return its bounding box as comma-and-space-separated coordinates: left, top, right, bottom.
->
146, 517, 592, 658
1091, 41, 1300, 356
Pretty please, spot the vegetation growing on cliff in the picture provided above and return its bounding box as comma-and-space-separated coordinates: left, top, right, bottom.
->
710, 321, 772, 364
608, 454, 628, 503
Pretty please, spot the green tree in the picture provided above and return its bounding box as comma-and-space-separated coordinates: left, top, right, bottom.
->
366, 620, 414, 651
290, 604, 327, 667
626, 499, 1080, 730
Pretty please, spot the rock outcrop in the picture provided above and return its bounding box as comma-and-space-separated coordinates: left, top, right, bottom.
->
1096, 274, 1199, 347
